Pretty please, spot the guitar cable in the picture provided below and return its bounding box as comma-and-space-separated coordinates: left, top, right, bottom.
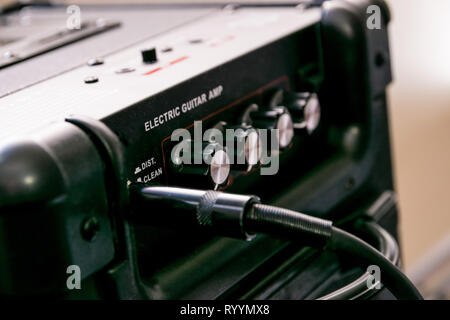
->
317, 220, 400, 300
128, 185, 423, 300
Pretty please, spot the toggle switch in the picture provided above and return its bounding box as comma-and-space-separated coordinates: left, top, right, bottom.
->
141, 47, 158, 64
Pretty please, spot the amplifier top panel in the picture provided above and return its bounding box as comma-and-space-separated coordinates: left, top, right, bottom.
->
0, 6, 320, 141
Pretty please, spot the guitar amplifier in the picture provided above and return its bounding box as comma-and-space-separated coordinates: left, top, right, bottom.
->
0, 1, 398, 299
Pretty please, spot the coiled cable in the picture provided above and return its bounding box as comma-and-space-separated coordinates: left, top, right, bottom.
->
317, 221, 400, 300
129, 185, 423, 300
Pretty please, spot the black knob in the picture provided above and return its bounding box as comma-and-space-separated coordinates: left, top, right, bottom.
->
287, 92, 321, 134
222, 124, 261, 172
250, 106, 294, 150
141, 47, 158, 64
170, 140, 231, 190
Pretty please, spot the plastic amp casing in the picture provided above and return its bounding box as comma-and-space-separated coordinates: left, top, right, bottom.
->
0, 1, 396, 299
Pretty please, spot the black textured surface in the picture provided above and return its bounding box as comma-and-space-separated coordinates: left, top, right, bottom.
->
197, 191, 219, 227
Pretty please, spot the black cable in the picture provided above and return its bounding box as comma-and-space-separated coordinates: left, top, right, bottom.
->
317, 221, 400, 300
246, 204, 422, 300
328, 226, 422, 299
328, 227, 422, 300
245, 203, 333, 245
129, 186, 423, 300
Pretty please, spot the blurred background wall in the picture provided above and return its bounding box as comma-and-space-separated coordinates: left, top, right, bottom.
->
386, 0, 450, 297
387, 0, 450, 265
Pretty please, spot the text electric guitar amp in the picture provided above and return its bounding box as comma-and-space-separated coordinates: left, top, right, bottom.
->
0, 1, 415, 300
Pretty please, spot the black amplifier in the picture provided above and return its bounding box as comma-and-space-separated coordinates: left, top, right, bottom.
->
0, 1, 410, 300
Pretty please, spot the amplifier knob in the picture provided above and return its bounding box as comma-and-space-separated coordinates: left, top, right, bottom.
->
221, 124, 262, 172
210, 149, 231, 187
171, 140, 231, 189
287, 92, 321, 134
250, 106, 294, 150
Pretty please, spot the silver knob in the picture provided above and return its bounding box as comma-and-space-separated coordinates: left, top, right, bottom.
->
250, 106, 294, 150
288, 92, 321, 134
171, 140, 231, 189
221, 124, 262, 172
209, 149, 231, 189
276, 112, 295, 148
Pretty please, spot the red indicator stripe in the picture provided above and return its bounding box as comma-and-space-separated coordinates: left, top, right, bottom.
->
169, 56, 189, 65
143, 67, 162, 75
143, 56, 189, 76
209, 35, 234, 47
